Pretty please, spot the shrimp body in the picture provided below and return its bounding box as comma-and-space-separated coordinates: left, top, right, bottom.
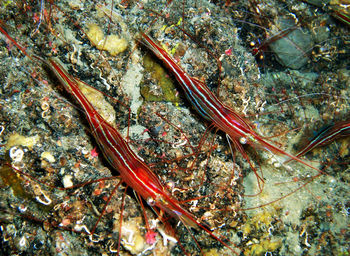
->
45, 58, 199, 226
0, 21, 237, 251
44, 58, 237, 253
140, 33, 251, 135
296, 120, 350, 158
141, 33, 322, 170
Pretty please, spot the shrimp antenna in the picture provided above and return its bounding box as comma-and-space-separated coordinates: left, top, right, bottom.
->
180, 218, 204, 254
227, 134, 265, 197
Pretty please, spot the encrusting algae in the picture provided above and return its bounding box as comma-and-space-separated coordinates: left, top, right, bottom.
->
141, 54, 180, 103
242, 209, 282, 255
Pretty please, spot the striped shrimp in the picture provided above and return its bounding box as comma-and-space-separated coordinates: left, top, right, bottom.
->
37, 57, 239, 254
140, 32, 325, 187
0, 23, 238, 254
295, 119, 350, 158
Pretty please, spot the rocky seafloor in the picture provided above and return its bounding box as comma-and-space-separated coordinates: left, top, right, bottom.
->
0, 0, 349, 255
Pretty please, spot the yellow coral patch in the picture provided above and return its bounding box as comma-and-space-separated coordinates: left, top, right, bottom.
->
103, 34, 128, 56
86, 23, 128, 56
203, 248, 220, 256
86, 24, 104, 47
243, 210, 275, 237
121, 218, 147, 255
6, 133, 40, 149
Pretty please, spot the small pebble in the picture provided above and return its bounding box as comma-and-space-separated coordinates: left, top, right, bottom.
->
41, 151, 56, 163
9, 146, 24, 162
63, 174, 73, 188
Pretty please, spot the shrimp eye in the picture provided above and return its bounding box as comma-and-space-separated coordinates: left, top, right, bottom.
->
239, 137, 247, 144
147, 197, 156, 206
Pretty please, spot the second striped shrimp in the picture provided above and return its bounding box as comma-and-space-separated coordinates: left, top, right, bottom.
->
295, 119, 350, 158
140, 32, 325, 192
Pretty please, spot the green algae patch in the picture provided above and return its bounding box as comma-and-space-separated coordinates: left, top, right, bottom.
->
141, 54, 180, 103
0, 164, 31, 199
